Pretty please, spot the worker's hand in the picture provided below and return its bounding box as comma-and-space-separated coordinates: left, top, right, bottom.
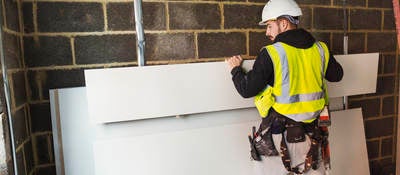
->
225, 55, 243, 71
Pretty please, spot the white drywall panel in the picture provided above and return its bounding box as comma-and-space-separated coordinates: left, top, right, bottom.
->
329, 108, 370, 175
85, 53, 378, 124
93, 121, 259, 175
85, 61, 254, 123
51, 87, 369, 175
50, 87, 261, 175
327, 53, 379, 98
92, 108, 369, 175
50, 88, 96, 175
50, 91, 64, 175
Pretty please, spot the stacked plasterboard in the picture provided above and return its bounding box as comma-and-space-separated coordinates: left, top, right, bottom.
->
51, 53, 378, 175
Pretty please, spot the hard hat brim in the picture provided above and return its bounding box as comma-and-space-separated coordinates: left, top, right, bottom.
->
258, 20, 267, 26
258, 18, 277, 26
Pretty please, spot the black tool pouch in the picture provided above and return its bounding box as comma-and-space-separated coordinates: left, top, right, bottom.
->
254, 128, 279, 156
286, 124, 306, 143
250, 147, 262, 161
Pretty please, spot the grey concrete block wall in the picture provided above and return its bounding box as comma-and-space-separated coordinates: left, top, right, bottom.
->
169, 3, 221, 30
365, 117, 394, 138
36, 2, 104, 32
384, 55, 396, 74
384, 10, 396, 30
0, 0, 398, 174
145, 33, 195, 60
367, 33, 397, 53
376, 76, 396, 95
224, 4, 262, 29
332, 32, 365, 54
28, 69, 85, 101
13, 107, 28, 147
22, 3, 34, 34
23, 36, 73, 67
3, 33, 22, 69
33, 134, 53, 165
24, 140, 34, 174
249, 31, 272, 56
382, 138, 394, 156
11, 72, 27, 107
298, 7, 311, 30
298, 0, 330, 5
367, 140, 380, 159
29, 103, 52, 133
16, 151, 26, 175
75, 34, 137, 64
4, 0, 19, 32
333, 0, 365, 6
198, 32, 246, 58
107, 2, 167, 31
313, 8, 344, 30
369, 0, 393, 8
350, 9, 382, 30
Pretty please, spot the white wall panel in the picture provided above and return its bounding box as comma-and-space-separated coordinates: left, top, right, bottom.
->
327, 53, 379, 98
329, 108, 370, 175
93, 121, 259, 175
51, 88, 369, 175
50, 87, 261, 175
85, 53, 379, 124
94, 108, 369, 175
50, 88, 96, 175
85, 61, 254, 124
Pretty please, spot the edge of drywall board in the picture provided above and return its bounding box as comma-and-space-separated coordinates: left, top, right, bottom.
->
83, 53, 379, 124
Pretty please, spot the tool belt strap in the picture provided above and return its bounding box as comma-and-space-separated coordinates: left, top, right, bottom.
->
280, 124, 321, 174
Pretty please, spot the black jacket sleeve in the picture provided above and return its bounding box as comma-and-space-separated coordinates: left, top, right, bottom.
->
325, 53, 344, 82
230, 49, 274, 98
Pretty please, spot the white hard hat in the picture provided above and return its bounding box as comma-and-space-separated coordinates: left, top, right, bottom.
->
259, 0, 302, 25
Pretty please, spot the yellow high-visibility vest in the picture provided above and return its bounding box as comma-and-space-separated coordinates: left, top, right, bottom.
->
254, 42, 330, 122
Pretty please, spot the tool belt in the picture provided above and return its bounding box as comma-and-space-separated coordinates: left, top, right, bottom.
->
249, 108, 331, 174
254, 115, 279, 157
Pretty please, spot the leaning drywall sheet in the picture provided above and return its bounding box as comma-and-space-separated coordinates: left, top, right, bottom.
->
51, 87, 369, 175
327, 53, 379, 98
329, 108, 370, 175
50, 87, 262, 175
85, 53, 379, 123
85, 61, 254, 124
93, 108, 369, 175
50, 90, 63, 175
94, 121, 259, 175
50, 88, 96, 175
85, 53, 378, 124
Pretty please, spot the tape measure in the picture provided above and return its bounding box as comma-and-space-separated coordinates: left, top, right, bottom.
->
393, 0, 400, 49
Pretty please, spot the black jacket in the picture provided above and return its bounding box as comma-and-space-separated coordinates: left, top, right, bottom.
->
231, 29, 344, 98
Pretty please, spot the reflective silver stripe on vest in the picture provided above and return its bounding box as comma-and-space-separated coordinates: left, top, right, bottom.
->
286, 111, 321, 121
272, 42, 325, 104
277, 92, 325, 103
316, 42, 326, 90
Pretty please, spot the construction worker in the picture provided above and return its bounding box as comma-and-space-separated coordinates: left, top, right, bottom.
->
225, 0, 343, 174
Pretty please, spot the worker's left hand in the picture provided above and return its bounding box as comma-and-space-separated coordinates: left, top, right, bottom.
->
225, 55, 243, 71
